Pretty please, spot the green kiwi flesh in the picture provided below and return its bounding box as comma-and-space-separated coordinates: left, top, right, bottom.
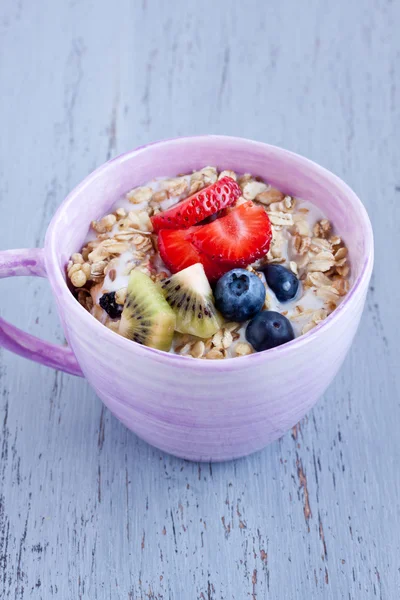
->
160, 263, 222, 338
119, 270, 176, 352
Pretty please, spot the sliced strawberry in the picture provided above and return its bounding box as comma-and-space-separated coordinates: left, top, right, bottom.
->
151, 176, 241, 232
158, 227, 198, 272
191, 201, 272, 266
158, 228, 226, 281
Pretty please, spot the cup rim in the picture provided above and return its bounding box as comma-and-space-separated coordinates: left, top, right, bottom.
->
45, 135, 374, 370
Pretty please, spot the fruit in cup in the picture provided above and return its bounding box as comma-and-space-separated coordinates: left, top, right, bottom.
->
151, 176, 241, 232
67, 163, 352, 362
214, 269, 266, 322
157, 227, 226, 282
191, 201, 272, 266
246, 311, 295, 351
99, 291, 123, 319
119, 270, 175, 351
259, 264, 299, 302
158, 202, 272, 281
160, 263, 222, 337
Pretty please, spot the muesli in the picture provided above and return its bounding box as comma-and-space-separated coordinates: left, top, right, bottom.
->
67, 167, 350, 358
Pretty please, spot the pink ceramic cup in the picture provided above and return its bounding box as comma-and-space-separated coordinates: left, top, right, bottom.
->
0, 136, 373, 461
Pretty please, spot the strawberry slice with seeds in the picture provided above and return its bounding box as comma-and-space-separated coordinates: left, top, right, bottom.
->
158, 228, 226, 282
151, 176, 241, 233
191, 201, 272, 266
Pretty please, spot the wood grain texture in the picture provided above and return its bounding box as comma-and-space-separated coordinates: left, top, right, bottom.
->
0, 0, 399, 598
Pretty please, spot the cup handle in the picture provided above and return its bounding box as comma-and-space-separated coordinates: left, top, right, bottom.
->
0, 248, 83, 377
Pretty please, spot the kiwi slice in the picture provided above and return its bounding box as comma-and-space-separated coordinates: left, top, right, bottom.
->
119, 270, 176, 352
160, 263, 223, 338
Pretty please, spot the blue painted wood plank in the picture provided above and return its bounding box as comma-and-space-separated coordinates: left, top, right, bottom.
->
0, 0, 399, 598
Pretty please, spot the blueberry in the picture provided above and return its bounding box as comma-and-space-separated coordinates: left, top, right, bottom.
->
99, 292, 123, 319
246, 311, 295, 351
214, 269, 265, 322
259, 264, 299, 302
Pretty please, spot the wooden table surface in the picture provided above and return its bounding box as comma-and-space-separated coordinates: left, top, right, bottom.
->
1, 1, 399, 598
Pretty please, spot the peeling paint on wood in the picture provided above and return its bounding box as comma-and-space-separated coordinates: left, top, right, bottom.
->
1, 0, 400, 598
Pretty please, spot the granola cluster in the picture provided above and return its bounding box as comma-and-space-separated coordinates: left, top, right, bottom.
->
174, 322, 252, 359
67, 166, 350, 358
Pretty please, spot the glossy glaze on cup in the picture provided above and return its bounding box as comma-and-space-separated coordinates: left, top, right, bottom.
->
0, 136, 373, 461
